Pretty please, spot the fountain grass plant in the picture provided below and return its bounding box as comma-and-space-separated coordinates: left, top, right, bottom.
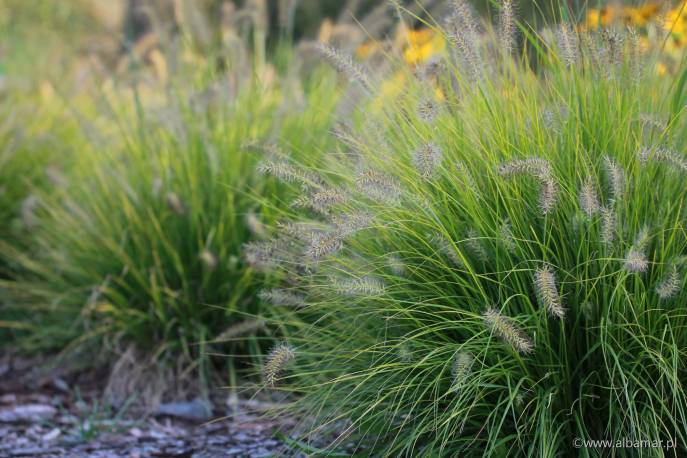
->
0, 54, 340, 399
257, 2, 687, 456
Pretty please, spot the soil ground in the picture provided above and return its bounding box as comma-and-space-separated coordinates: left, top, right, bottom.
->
0, 350, 299, 457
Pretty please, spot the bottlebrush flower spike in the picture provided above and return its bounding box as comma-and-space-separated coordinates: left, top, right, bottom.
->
292, 188, 347, 214
603, 156, 624, 202
263, 343, 296, 387
499, 219, 517, 254
412, 142, 443, 179
258, 288, 306, 307
417, 99, 440, 123
624, 228, 650, 273
534, 265, 565, 319
556, 22, 578, 67
306, 230, 344, 261
656, 265, 681, 299
451, 351, 474, 392
317, 43, 373, 92
429, 232, 464, 267
356, 169, 402, 205
215, 318, 265, 342
578, 178, 600, 217
465, 228, 489, 263
497, 0, 516, 54
600, 206, 616, 247
637, 146, 687, 173
331, 275, 385, 297
483, 308, 533, 354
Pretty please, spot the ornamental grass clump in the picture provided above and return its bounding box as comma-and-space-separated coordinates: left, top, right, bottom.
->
0, 59, 338, 398
259, 3, 687, 455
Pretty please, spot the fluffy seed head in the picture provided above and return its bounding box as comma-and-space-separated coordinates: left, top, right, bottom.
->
306, 231, 344, 261
243, 238, 291, 271
412, 142, 443, 179
638, 146, 687, 173
317, 43, 373, 92
578, 178, 600, 217
498, 157, 551, 179
215, 318, 265, 342
603, 156, 624, 202
356, 169, 402, 205
624, 248, 649, 273
333, 211, 375, 237
263, 343, 296, 387
166, 192, 185, 216
538, 177, 558, 215
417, 99, 440, 123
656, 266, 681, 299
387, 254, 406, 276
556, 22, 578, 67
534, 265, 565, 319
465, 228, 489, 263
293, 188, 347, 214
245, 212, 266, 238
447, 0, 483, 81
482, 308, 533, 354
499, 219, 517, 254
331, 276, 385, 297
451, 351, 474, 392
429, 232, 464, 267
258, 288, 306, 307
257, 160, 323, 189
497, 0, 516, 54
199, 249, 218, 270
600, 206, 616, 247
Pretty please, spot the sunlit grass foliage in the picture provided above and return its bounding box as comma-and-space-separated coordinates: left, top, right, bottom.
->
257, 1, 687, 455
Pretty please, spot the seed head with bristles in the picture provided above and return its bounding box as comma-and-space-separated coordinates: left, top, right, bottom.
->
258, 288, 306, 307
417, 99, 440, 123
317, 43, 373, 92
215, 318, 266, 342
451, 351, 474, 392
257, 159, 323, 189
245, 212, 267, 238
331, 276, 385, 297
637, 147, 687, 173
498, 157, 551, 179
624, 248, 649, 273
263, 343, 296, 387
465, 228, 489, 263
578, 178, 600, 218
429, 232, 464, 267
166, 192, 186, 216
332, 211, 375, 237
497, 0, 516, 54
482, 308, 533, 354
306, 230, 344, 261
447, 0, 483, 81
600, 206, 616, 247
412, 142, 443, 179
292, 188, 347, 214
603, 156, 624, 202
556, 22, 579, 68
656, 265, 681, 299
356, 169, 402, 205
499, 219, 517, 254
538, 176, 558, 215
534, 265, 565, 319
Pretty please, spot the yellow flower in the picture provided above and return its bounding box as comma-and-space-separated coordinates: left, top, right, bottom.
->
585, 6, 616, 29
623, 4, 660, 27
402, 28, 445, 65
656, 62, 668, 76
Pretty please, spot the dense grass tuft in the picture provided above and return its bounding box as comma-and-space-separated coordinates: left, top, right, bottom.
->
259, 9, 687, 456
